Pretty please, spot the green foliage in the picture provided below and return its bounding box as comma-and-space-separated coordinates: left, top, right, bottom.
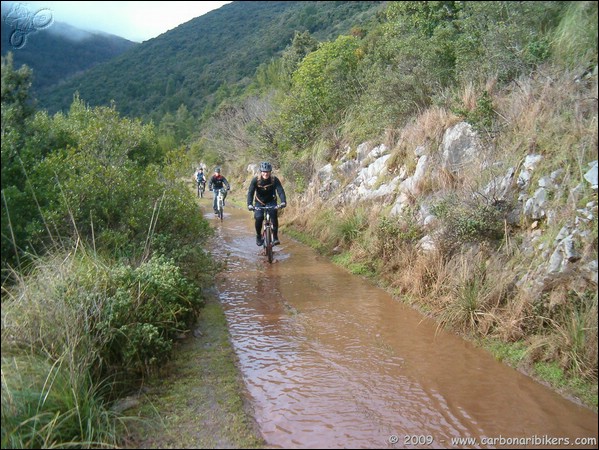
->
280, 31, 320, 83
376, 215, 422, 258
335, 208, 368, 246
331, 251, 375, 277
1, 248, 207, 447
280, 35, 362, 148
486, 339, 528, 366
551, 1, 598, 69
61, 95, 164, 166
251, 58, 288, 93
1, 53, 35, 136
2, 89, 211, 277
97, 255, 201, 376
1, 355, 121, 449
432, 194, 506, 253
2, 54, 38, 274
452, 90, 496, 130
531, 289, 598, 380
386, 1, 463, 37
453, 2, 565, 83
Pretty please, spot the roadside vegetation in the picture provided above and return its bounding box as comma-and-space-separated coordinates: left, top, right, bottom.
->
123, 296, 264, 449
1, 55, 217, 447
195, 1, 598, 411
1, 1, 597, 448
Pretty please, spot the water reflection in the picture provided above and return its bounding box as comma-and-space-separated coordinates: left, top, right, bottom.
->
210, 205, 598, 449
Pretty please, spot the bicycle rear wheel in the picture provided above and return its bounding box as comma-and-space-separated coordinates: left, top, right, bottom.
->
264, 226, 273, 263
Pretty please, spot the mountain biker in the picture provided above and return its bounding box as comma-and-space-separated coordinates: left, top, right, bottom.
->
208, 167, 231, 214
195, 167, 206, 185
247, 161, 287, 246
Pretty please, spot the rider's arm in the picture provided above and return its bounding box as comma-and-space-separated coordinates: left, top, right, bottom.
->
246, 177, 257, 206
275, 177, 287, 204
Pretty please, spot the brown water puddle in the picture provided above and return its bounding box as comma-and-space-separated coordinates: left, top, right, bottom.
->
205, 203, 597, 449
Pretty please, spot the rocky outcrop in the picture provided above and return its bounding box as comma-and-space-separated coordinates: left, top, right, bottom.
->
303, 121, 598, 301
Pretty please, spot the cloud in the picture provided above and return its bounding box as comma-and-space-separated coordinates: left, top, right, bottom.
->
3, 1, 230, 42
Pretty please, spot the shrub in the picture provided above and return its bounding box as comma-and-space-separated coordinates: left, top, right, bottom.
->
432, 194, 506, 254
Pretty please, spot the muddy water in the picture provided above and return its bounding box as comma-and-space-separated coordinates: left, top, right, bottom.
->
206, 204, 598, 449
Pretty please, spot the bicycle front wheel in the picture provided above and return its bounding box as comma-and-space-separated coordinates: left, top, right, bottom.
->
218, 200, 224, 220
264, 226, 273, 263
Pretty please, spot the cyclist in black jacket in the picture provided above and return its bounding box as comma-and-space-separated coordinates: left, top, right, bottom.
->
208, 167, 230, 214
247, 161, 287, 246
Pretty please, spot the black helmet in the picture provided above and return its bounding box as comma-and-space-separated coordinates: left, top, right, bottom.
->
215, 167, 221, 173
259, 161, 272, 172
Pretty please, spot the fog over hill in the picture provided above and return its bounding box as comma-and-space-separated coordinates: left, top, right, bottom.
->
1, 3, 138, 97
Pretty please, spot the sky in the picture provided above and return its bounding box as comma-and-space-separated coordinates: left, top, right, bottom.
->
2, 1, 232, 42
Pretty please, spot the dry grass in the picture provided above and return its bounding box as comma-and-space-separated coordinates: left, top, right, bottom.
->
387, 106, 460, 173
288, 64, 598, 407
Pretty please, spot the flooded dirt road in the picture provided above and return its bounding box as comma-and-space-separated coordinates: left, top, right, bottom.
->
206, 203, 598, 449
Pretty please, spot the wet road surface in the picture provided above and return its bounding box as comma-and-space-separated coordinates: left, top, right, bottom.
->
205, 203, 598, 449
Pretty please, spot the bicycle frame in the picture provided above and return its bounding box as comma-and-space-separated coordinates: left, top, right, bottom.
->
215, 188, 226, 220
197, 180, 206, 197
254, 205, 278, 263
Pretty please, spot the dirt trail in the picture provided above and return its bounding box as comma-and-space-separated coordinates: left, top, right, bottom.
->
210, 201, 598, 449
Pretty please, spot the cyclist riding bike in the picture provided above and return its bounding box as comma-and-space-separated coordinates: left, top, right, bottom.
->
195, 167, 206, 185
247, 161, 287, 246
208, 167, 230, 215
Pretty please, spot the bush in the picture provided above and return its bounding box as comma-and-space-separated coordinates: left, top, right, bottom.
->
432, 195, 506, 254
96, 255, 202, 377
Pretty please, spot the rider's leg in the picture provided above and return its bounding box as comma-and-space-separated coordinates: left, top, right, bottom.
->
271, 211, 280, 244
255, 213, 264, 246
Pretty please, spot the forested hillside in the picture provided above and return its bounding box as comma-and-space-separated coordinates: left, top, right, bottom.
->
1, 5, 137, 97
35, 1, 384, 127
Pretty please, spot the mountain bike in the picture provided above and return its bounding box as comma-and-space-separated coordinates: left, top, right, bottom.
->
215, 188, 227, 220
253, 205, 280, 263
197, 180, 206, 198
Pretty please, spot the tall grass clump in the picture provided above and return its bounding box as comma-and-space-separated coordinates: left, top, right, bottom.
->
1, 355, 122, 449
551, 1, 598, 70
334, 207, 369, 247
1, 245, 204, 448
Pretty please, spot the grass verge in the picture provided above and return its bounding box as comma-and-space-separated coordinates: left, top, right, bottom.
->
122, 294, 265, 449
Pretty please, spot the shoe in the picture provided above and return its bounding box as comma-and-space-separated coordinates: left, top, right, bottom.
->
273, 238, 280, 246
256, 236, 264, 246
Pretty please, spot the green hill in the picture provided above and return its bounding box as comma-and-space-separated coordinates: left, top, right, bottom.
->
33, 1, 384, 123
1, 8, 137, 98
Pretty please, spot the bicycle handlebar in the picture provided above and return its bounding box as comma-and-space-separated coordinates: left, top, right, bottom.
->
251, 205, 281, 211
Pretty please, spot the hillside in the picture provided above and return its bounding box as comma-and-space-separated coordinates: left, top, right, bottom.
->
1, 2, 596, 447
1, 9, 137, 97
34, 1, 385, 124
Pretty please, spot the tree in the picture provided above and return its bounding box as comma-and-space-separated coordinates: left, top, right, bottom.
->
1, 54, 37, 276
280, 31, 319, 82
280, 35, 362, 147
